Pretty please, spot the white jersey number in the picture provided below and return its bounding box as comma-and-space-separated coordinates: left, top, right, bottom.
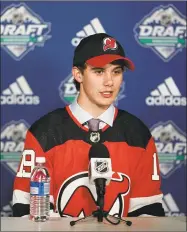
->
152, 152, 160, 180
17, 149, 35, 178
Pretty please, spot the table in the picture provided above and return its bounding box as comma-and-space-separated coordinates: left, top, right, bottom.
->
1, 216, 186, 231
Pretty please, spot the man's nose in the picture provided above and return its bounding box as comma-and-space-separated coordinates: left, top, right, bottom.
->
103, 72, 114, 86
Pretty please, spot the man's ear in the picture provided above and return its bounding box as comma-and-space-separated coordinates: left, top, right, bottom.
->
72, 67, 83, 83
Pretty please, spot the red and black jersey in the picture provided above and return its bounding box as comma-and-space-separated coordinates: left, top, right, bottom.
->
13, 106, 165, 217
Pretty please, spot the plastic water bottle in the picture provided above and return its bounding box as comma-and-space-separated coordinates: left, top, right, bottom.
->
29, 157, 50, 222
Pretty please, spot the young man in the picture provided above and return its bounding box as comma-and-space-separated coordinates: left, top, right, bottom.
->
13, 33, 165, 217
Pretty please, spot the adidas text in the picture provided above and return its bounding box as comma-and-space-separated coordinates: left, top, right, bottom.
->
165, 212, 185, 216
1, 95, 40, 105
146, 96, 186, 106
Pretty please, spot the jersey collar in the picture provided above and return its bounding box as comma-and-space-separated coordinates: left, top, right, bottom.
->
69, 97, 115, 127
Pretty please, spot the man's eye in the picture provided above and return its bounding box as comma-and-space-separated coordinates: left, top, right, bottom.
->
114, 69, 122, 74
95, 70, 103, 74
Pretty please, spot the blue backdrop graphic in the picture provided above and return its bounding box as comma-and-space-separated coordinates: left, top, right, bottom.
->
0, 1, 186, 216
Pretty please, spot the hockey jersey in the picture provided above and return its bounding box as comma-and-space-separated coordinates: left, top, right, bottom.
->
13, 106, 165, 217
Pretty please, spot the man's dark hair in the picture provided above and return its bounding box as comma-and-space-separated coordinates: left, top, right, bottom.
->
73, 60, 126, 91
73, 63, 86, 91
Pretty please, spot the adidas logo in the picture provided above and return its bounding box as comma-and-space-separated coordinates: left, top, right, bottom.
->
71, 17, 106, 46
1, 76, 40, 105
1, 201, 13, 217
146, 77, 186, 106
163, 193, 184, 216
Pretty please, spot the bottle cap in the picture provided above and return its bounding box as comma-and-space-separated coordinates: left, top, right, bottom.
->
36, 157, 46, 163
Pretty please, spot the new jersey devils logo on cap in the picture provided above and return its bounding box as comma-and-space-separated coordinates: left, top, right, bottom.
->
103, 37, 118, 51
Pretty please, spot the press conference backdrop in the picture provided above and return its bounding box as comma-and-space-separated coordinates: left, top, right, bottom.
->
0, 1, 186, 217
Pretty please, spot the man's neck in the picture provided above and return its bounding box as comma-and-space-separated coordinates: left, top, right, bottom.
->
77, 94, 109, 118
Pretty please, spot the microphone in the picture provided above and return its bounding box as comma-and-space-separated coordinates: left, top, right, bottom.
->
88, 143, 112, 221
88, 143, 132, 226
88, 143, 112, 186
70, 143, 132, 226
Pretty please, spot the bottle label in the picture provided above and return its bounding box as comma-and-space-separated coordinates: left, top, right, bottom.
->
30, 182, 50, 196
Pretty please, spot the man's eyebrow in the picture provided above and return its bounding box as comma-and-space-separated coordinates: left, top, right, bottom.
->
90, 66, 123, 71
112, 66, 123, 70
90, 67, 104, 70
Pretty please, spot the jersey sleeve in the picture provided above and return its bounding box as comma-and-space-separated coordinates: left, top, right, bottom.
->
12, 130, 54, 217
128, 136, 165, 217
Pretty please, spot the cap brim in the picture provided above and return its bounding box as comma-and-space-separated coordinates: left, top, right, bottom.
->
86, 54, 135, 70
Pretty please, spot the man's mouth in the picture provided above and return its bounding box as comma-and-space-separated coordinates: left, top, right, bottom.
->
100, 91, 113, 98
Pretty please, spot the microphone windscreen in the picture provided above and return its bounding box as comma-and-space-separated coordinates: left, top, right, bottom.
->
89, 143, 110, 160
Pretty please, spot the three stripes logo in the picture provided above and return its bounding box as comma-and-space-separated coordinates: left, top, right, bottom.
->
1, 76, 40, 105
1, 201, 13, 217
146, 77, 186, 106
163, 193, 184, 216
71, 18, 106, 47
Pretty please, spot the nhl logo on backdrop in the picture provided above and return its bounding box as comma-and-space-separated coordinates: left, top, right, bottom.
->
0, 3, 51, 60
103, 37, 118, 51
133, 4, 187, 62
90, 132, 100, 143
95, 160, 109, 174
58, 74, 78, 105
1, 119, 30, 173
151, 120, 186, 178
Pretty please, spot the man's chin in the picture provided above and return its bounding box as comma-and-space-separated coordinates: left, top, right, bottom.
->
97, 98, 115, 108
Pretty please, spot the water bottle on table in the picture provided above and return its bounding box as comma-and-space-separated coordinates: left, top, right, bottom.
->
30, 157, 50, 222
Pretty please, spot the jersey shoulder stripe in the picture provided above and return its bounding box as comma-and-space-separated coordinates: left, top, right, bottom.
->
29, 107, 71, 152
114, 109, 152, 149
28, 107, 152, 153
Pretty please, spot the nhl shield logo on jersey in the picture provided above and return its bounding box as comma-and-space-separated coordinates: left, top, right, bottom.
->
90, 132, 100, 143
94, 160, 109, 174
151, 120, 186, 178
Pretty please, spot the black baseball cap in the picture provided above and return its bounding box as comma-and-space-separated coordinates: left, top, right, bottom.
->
73, 33, 135, 70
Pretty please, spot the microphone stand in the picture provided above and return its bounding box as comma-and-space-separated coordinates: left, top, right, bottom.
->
70, 209, 132, 226
70, 179, 132, 226
95, 178, 105, 222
